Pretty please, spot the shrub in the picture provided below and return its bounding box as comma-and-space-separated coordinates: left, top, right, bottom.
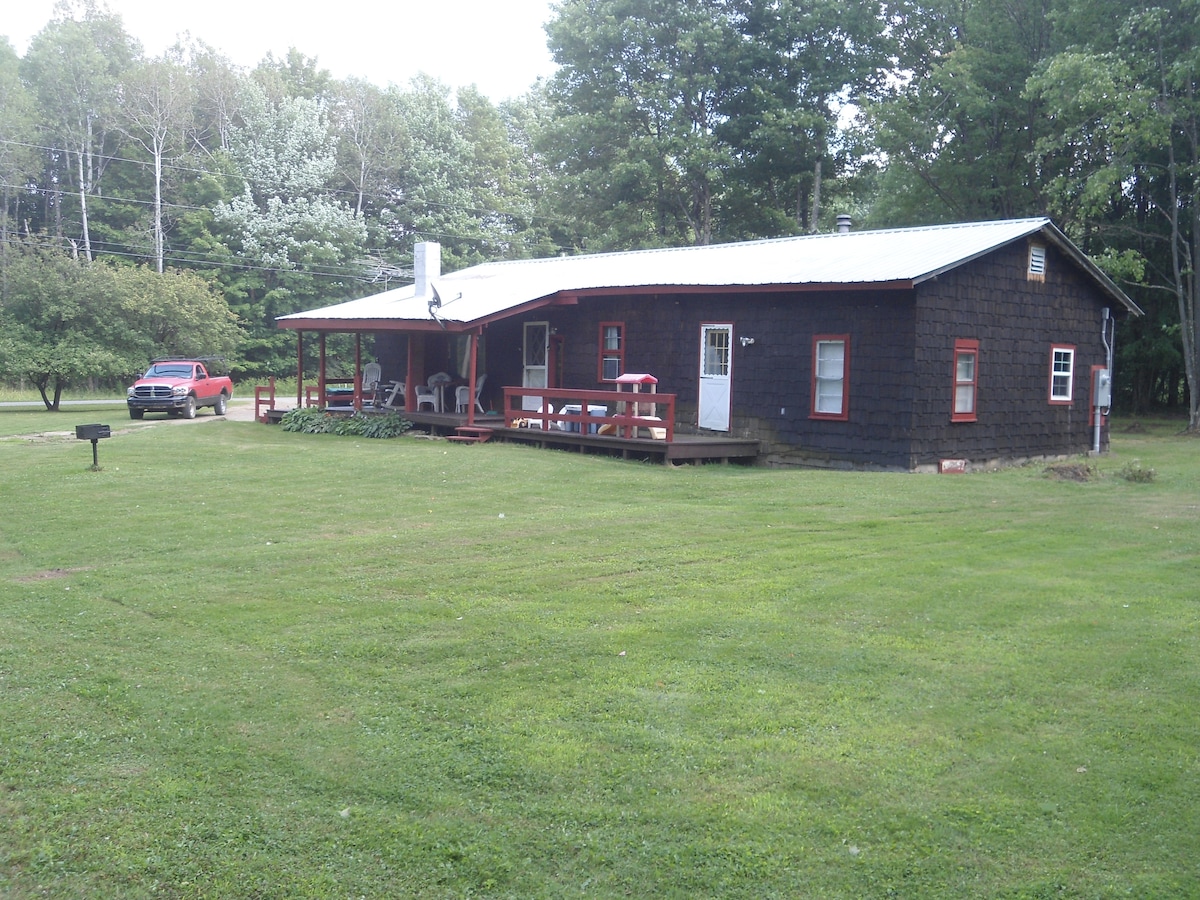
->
1117, 460, 1156, 483
360, 412, 412, 438
332, 414, 368, 436
278, 408, 412, 439
280, 407, 334, 434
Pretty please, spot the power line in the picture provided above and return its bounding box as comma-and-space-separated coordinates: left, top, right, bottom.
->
0, 232, 382, 284
0, 136, 578, 234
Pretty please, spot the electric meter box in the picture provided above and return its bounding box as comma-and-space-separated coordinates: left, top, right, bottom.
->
1094, 369, 1112, 408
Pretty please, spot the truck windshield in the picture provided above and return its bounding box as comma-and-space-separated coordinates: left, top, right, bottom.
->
146, 364, 193, 378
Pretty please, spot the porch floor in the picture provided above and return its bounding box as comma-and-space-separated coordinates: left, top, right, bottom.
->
399, 410, 760, 465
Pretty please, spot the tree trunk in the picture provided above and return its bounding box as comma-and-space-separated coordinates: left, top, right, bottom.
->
153, 135, 165, 274
77, 140, 93, 263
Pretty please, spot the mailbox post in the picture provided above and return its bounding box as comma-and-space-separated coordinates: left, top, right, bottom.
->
75, 424, 111, 468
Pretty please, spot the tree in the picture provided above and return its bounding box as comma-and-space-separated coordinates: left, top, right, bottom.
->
0, 39, 40, 263
214, 79, 366, 374
118, 51, 195, 272
1029, 2, 1200, 428
543, 0, 746, 248
542, 0, 889, 248
722, 0, 890, 234
182, 40, 244, 157
0, 242, 239, 408
861, 0, 1059, 226
376, 76, 489, 268
455, 85, 546, 258
20, 1, 139, 260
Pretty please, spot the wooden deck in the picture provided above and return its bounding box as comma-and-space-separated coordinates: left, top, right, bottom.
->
261, 384, 761, 464
399, 410, 760, 464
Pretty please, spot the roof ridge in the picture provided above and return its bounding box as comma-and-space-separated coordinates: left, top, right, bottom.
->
465, 218, 1053, 270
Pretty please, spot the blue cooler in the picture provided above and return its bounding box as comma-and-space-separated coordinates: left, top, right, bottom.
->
586, 404, 607, 433
561, 404, 606, 433
560, 404, 582, 432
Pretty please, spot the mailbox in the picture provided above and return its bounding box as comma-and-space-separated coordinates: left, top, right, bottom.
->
75, 424, 111, 441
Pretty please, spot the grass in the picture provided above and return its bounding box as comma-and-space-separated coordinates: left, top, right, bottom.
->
1, 411, 1198, 898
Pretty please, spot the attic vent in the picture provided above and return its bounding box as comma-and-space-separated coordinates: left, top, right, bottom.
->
1028, 244, 1047, 282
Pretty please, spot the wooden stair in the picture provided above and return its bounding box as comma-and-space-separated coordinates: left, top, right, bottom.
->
446, 425, 494, 444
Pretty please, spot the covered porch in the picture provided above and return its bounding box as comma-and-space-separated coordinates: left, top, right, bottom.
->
263, 354, 759, 464
272, 241, 758, 464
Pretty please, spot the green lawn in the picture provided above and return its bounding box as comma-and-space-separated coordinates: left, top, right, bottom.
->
2, 413, 1197, 898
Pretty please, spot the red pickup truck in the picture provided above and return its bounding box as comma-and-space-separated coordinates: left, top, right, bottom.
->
127, 358, 234, 419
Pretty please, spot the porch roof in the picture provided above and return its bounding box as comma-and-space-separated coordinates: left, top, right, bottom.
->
277, 218, 1140, 331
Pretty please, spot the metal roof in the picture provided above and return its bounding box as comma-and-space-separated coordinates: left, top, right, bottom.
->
278, 218, 1140, 330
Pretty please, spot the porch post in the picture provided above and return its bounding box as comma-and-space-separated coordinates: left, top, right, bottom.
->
319, 333, 327, 409
467, 329, 480, 426
354, 333, 363, 411
296, 332, 304, 407
405, 333, 417, 411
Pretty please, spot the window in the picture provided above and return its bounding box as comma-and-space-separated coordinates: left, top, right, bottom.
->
811, 335, 849, 420
952, 339, 979, 422
1050, 344, 1075, 404
1028, 244, 1047, 282
703, 326, 730, 377
598, 322, 624, 382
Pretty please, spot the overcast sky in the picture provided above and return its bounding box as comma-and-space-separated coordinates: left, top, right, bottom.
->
3, 0, 560, 101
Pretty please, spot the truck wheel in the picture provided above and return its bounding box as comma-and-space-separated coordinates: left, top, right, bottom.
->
129, 408, 144, 420
183, 396, 197, 419
213, 392, 228, 416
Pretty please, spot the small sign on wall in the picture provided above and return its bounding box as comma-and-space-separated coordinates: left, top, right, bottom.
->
939, 458, 967, 474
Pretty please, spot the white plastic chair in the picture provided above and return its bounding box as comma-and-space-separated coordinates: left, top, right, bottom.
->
471, 374, 487, 413
415, 383, 440, 412
362, 362, 381, 394
455, 375, 488, 414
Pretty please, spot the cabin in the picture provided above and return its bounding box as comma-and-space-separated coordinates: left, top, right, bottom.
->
277, 218, 1141, 470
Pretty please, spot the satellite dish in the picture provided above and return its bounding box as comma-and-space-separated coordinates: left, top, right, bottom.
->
428, 282, 446, 329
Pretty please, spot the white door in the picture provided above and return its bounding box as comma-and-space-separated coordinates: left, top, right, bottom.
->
522, 321, 549, 411
698, 324, 732, 431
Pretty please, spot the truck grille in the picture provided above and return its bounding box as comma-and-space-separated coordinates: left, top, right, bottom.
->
132, 385, 174, 399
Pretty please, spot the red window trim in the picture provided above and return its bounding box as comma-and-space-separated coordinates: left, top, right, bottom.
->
810, 334, 850, 421
951, 338, 979, 423
597, 321, 625, 383
1049, 343, 1076, 405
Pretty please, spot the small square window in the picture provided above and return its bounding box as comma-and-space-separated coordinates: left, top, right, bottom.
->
952, 339, 978, 422
1050, 344, 1075, 404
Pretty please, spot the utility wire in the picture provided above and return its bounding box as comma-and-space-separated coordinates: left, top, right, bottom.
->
0, 137, 578, 233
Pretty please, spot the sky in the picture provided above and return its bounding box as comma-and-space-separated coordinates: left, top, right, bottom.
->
3, 0, 561, 101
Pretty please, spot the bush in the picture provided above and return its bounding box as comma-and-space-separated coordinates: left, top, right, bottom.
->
279, 407, 334, 434
360, 412, 412, 438
1117, 460, 1156, 482
332, 414, 368, 436
278, 408, 411, 438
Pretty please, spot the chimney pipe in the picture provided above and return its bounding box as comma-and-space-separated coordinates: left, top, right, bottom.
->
414, 241, 441, 297
836, 214, 852, 234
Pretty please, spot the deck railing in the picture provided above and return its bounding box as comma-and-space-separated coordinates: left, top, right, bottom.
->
305, 377, 360, 410
253, 376, 277, 423
502, 387, 675, 441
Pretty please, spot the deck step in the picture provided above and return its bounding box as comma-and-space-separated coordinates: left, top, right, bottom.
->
453, 426, 494, 443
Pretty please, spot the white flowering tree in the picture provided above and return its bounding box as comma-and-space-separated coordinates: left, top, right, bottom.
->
215, 80, 366, 373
